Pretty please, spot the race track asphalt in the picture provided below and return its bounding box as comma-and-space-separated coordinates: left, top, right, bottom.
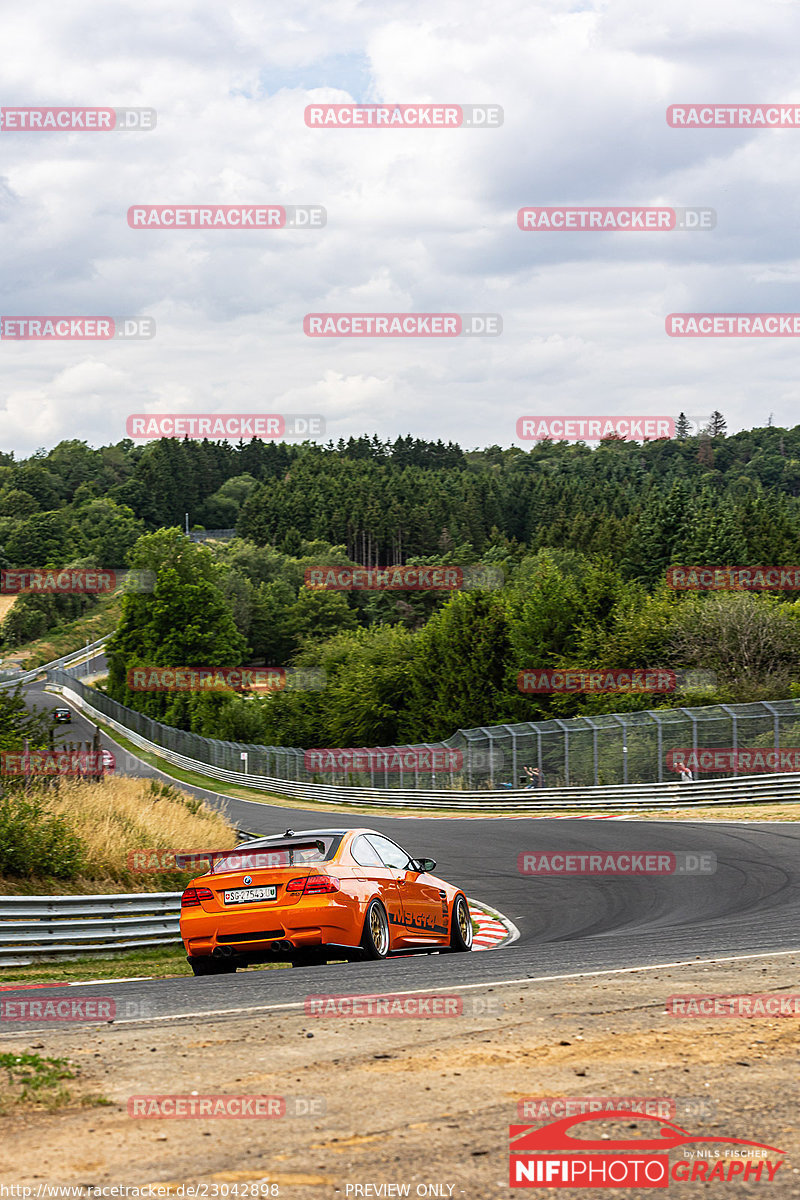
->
9, 679, 800, 1025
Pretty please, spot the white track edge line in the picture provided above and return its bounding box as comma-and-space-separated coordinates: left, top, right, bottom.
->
8, 946, 799, 1033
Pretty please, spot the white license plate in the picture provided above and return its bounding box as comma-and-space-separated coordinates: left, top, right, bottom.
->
224, 886, 277, 904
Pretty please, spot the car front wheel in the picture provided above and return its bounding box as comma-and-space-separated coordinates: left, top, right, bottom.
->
448, 895, 473, 952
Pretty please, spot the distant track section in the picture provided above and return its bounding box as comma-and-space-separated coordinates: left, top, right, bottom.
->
47, 677, 800, 814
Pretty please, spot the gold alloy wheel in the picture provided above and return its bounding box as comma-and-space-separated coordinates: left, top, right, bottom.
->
370, 903, 389, 954
457, 897, 473, 946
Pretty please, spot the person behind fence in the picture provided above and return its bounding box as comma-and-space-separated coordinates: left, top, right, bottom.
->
673, 756, 694, 783
524, 765, 545, 788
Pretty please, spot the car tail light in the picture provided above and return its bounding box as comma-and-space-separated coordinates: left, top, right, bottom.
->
181, 887, 214, 907
286, 875, 340, 895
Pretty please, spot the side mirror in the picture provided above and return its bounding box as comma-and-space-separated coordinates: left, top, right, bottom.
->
414, 857, 437, 873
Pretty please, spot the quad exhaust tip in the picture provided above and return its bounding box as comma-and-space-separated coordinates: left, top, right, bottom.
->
212, 939, 294, 958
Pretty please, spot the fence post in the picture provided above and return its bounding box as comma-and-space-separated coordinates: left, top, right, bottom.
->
553, 720, 569, 786
721, 705, 738, 777
510, 727, 518, 786
650, 711, 663, 783
584, 717, 599, 786
763, 701, 781, 757
678, 708, 699, 774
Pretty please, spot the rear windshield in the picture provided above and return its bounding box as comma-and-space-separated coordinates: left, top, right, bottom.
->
210, 836, 342, 874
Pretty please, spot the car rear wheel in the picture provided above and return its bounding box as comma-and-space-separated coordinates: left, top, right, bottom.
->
360, 899, 390, 960
449, 895, 473, 952
188, 955, 238, 976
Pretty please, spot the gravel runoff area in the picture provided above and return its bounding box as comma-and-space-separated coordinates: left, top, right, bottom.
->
1, 953, 799, 1198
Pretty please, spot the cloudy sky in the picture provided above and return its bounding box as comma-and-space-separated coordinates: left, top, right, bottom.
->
1, 0, 799, 457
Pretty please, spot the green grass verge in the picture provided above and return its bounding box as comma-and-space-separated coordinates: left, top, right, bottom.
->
3, 593, 121, 670
0, 942, 289, 985
0, 1050, 74, 1110
0, 1050, 111, 1112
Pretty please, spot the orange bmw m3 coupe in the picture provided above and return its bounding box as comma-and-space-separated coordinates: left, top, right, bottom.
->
180, 827, 473, 974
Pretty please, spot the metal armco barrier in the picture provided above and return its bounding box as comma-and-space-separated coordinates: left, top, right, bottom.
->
46, 678, 800, 812
46, 667, 800, 792
0, 636, 108, 689
0, 892, 181, 966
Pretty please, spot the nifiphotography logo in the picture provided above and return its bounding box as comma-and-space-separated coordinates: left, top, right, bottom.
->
509, 1110, 784, 1188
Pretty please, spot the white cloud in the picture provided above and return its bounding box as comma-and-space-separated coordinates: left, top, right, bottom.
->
1, 0, 799, 455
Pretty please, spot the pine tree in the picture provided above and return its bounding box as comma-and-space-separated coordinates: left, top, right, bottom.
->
675, 413, 691, 439
707, 411, 727, 437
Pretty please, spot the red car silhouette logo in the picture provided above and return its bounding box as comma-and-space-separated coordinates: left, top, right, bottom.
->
510, 1110, 784, 1154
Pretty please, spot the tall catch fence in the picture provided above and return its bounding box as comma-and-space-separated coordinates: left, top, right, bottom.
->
47, 669, 800, 791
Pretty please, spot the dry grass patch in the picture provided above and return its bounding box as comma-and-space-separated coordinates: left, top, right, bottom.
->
0, 595, 17, 622
0, 776, 237, 893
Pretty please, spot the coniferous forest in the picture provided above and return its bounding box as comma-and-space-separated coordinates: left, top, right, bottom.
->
5, 419, 800, 748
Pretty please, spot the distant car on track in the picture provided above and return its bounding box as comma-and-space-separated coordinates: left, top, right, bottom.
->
100, 748, 116, 772
180, 827, 473, 975
54, 707, 71, 723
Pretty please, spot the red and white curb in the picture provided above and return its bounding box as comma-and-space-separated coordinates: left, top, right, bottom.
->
391, 812, 626, 820
529, 813, 625, 820
0, 977, 150, 991
467, 897, 519, 951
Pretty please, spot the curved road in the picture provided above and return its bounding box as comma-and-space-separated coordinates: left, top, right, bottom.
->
12, 678, 800, 1024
